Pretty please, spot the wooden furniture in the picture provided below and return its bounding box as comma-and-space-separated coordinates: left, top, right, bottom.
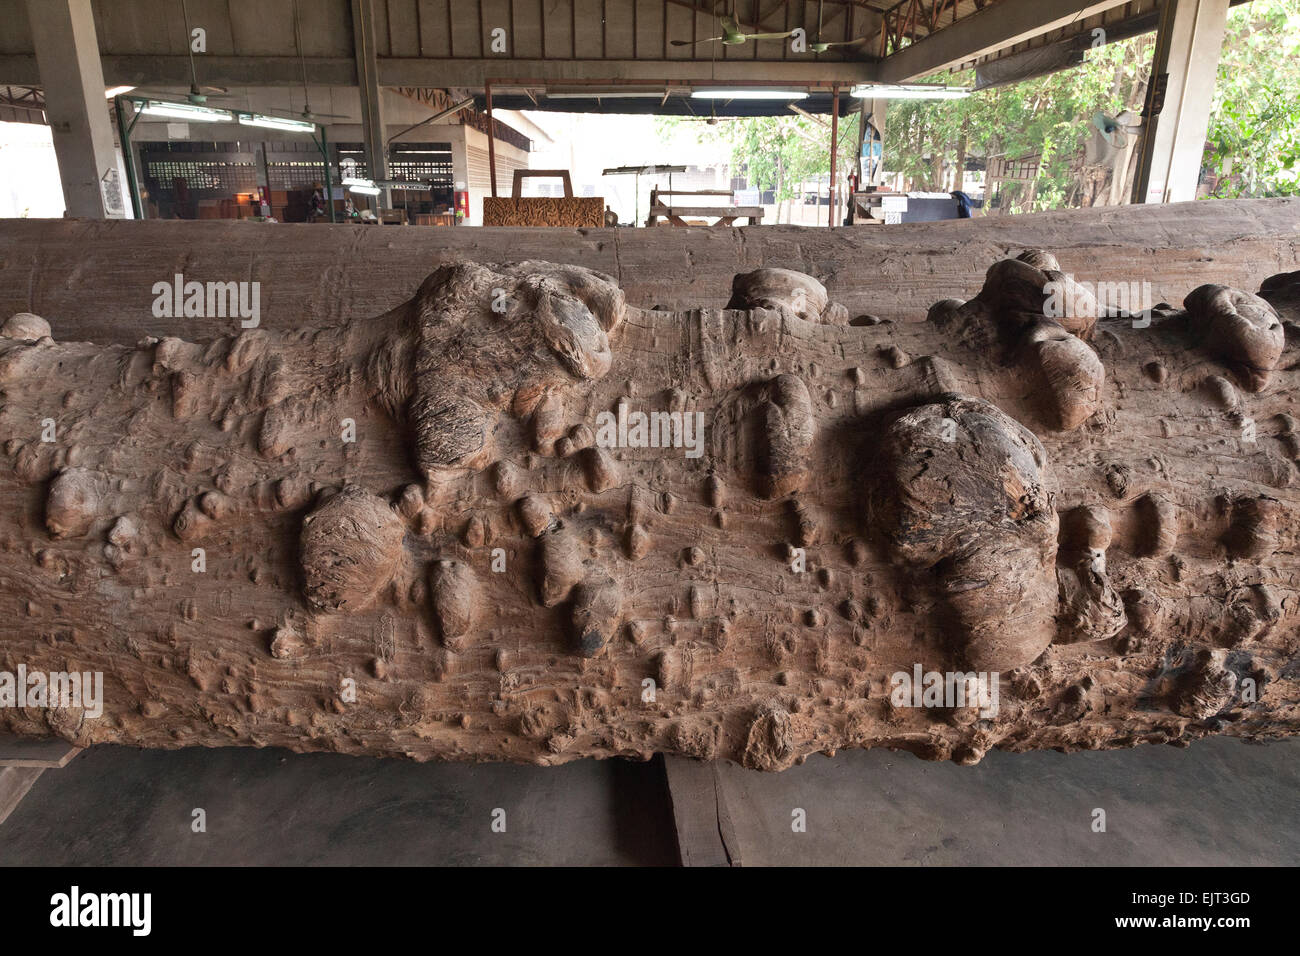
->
646, 187, 763, 227
513, 168, 574, 197
482, 169, 603, 227
851, 190, 907, 225
850, 191, 966, 225
986, 153, 1042, 214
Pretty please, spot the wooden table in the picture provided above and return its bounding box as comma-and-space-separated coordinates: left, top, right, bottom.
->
646, 187, 763, 226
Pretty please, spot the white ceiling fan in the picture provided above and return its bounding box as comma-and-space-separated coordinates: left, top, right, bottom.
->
670, 2, 796, 48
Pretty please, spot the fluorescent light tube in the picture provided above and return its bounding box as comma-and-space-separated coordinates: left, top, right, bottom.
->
691, 89, 808, 100
140, 101, 233, 122
547, 91, 667, 99
851, 84, 972, 100
237, 112, 316, 132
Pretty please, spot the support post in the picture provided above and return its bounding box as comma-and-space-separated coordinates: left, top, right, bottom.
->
253, 142, 271, 216
316, 125, 337, 223
25, 0, 124, 219
113, 96, 142, 220
1131, 0, 1230, 204
486, 82, 498, 199
662, 756, 741, 867
865, 97, 887, 187
829, 84, 839, 228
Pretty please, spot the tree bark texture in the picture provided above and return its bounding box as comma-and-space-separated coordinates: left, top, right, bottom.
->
1, 225, 1299, 770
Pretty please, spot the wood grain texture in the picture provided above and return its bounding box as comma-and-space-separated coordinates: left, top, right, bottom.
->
2, 198, 1297, 346
482, 197, 604, 227
0, 206, 1298, 770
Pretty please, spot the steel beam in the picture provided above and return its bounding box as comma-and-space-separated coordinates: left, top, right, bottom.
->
876, 0, 1132, 84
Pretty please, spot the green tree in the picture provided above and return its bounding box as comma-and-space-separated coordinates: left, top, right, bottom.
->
1203, 0, 1300, 197
885, 0, 1299, 209
655, 0, 1299, 214
883, 32, 1155, 210
656, 113, 858, 223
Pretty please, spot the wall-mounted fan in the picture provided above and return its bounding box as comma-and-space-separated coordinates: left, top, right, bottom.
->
1091, 110, 1142, 148
1086, 109, 1142, 165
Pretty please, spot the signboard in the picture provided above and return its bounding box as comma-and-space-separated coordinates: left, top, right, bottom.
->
100, 168, 124, 217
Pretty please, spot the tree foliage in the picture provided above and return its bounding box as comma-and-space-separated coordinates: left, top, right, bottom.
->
655, 113, 858, 210
1203, 0, 1300, 197
656, 0, 1300, 212
884, 32, 1155, 210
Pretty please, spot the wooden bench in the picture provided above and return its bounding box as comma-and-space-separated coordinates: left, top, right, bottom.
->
646, 187, 763, 227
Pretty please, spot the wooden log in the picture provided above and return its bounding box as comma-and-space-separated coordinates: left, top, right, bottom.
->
0, 238, 1298, 770
2, 199, 1297, 344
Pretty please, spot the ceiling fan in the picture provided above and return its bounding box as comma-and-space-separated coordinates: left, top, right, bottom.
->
670, 13, 795, 48
805, 0, 866, 53
130, 1, 236, 104
248, 0, 351, 122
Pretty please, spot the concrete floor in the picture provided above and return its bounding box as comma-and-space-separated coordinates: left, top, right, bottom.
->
1, 736, 1294, 866
718, 737, 1299, 866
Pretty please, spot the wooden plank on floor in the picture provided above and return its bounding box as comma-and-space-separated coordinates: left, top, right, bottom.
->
0, 734, 83, 769
662, 755, 742, 867
0, 766, 44, 826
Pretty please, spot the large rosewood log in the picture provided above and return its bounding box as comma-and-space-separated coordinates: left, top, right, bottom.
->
1, 251, 1298, 769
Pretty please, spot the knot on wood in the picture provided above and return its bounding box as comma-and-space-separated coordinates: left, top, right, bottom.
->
300, 486, 405, 613
406, 261, 625, 475
876, 396, 1058, 671
1185, 283, 1284, 392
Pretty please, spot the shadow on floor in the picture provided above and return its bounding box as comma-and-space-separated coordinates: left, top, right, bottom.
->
0, 745, 677, 866
716, 736, 1300, 866
1, 736, 1294, 866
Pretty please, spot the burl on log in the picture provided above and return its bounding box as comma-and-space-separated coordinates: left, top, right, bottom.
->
1, 254, 1298, 769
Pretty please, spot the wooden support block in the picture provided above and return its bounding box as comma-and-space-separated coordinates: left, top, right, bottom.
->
0, 767, 44, 826
663, 756, 742, 867
0, 734, 83, 769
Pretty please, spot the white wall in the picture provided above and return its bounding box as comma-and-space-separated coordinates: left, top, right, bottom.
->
0, 120, 132, 219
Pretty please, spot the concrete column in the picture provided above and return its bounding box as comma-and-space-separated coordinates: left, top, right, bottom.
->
1132, 0, 1230, 204
446, 124, 474, 225
26, 0, 124, 218
351, 0, 389, 211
